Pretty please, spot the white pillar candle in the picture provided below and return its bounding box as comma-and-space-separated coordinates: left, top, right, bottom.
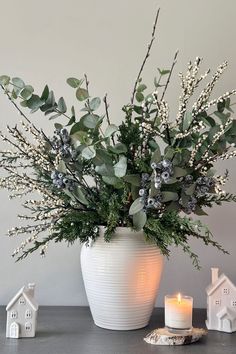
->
165, 293, 193, 332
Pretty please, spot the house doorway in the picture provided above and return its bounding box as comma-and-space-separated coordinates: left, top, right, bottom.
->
10, 322, 20, 338
222, 318, 232, 333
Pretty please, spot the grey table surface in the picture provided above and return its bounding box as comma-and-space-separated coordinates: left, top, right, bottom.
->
0, 306, 235, 354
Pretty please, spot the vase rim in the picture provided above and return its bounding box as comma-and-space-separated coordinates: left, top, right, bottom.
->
99, 225, 142, 233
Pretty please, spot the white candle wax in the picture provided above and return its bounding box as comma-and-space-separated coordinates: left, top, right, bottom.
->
165, 294, 193, 330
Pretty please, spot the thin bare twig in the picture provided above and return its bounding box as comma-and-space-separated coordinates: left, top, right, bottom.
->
103, 94, 115, 145
131, 8, 160, 105
160, 50, 179, 101
0, 84, 41, 134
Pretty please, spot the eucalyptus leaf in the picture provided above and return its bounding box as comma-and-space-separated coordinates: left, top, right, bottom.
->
58, 97, 67, 113
135, 91, 144, 102
12, 77, 25, 95
129, 198, 144, 215
0, 75, 10, 85
83, 114, 100, 129
76, 87, 89, 101
151, 145, 161, 163
20, 85, 34, 100
164, 147, 175, 160
90, 97, 101, 111
74, 186, 89, 205
114, 156, 127, 178
162, 191, 179, 202
183, 111, 193, 131
66, 116, 76, 126
26, 94, 44, 111
158, 68, 170, 75
49, 113, 61, 120
12, 77, 25, 89
104, 124, 118, 138
194, 205, 208, 216
93, 149, 113, 166
71, 131, 91, 145
95, 163, 114, 176
102, 176, 123, 188
137, 84, 147, 92
70, 122, 82, 135
185, 184, 196, 196
54, 123, 63, 130
133, 210, 147, 231
41, 85, 49, 100
81, 145, 96, 160
123, 174, 141, 186
57, 160, 67, 173
108, 143, 127, 154
67, 77, 82, 88
173, 167, 188, 178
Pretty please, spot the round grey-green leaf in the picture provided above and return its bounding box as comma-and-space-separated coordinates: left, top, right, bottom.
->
83, 114, 100, 129
81, 145, 96, 160
76, 87, 89, 101
90, 97, 101, 111
20, 85, 34, 100
114, 156, 127, 178
133, 210, 147, 231
129, 198, 144, 215
58, 97, 67, 113
105, 124, 118, 138
0, 75, 10, 86
66, 77, 82, 88
162, 191, 179, 203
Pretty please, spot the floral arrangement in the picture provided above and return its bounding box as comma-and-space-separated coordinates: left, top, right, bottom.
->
0, 9, 235, 267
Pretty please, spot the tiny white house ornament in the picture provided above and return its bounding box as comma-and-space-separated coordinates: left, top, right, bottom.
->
206, 268, 236, 333
6, 283, 38, 338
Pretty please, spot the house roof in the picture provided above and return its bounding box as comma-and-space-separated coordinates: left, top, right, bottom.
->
217, 306, 235, 321
206, 273, 236, 296
6, 286, 38, 311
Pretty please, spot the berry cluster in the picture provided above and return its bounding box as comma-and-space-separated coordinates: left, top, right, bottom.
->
195, 176, 215, 197
51, 171, 75, 191
139, 173, 163, 210
51, 128, 76, 160
151, 159, 173, 188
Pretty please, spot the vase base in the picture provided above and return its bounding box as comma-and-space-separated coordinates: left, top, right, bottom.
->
94, 321, 148, 331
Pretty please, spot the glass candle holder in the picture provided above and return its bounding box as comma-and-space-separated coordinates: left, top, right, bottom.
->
165, 294, 193, 334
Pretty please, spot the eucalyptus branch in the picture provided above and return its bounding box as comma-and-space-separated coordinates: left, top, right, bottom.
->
131, 7, 160, 105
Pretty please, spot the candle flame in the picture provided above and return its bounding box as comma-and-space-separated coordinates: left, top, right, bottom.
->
177, 293, 181, 303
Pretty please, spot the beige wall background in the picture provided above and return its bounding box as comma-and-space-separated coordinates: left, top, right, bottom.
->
0, 0, 235, 308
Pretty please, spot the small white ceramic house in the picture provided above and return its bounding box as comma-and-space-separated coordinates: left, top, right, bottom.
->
6, 283, 38, 338
206, 268, 236, 333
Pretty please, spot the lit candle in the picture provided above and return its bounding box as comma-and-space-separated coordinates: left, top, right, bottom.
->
165, 293, 193, 333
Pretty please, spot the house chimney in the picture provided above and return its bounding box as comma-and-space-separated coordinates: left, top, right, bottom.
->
27, 283, 35, 297
211, 268, 219, 284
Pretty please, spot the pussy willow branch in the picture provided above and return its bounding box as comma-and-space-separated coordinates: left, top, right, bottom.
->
103, 94, 115, 145
131, 7, 160, 105
160, 50, 179, 101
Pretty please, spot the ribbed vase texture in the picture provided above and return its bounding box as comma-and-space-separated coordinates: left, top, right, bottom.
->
80, 227, 163, 330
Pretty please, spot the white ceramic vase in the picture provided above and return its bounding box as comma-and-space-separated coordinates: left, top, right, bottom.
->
80, 226, 163, 330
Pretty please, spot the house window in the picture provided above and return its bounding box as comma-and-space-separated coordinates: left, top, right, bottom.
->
25, 322, 32, 332
25, 309, 32, 319
222, 288, 230, 295
10, 310, 18, 319
231, 300, 236, 307
19, 297, 26, 305
215, 300, 221, 305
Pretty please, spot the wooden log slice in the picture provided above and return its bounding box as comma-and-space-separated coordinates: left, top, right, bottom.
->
144, 327, 207, 346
